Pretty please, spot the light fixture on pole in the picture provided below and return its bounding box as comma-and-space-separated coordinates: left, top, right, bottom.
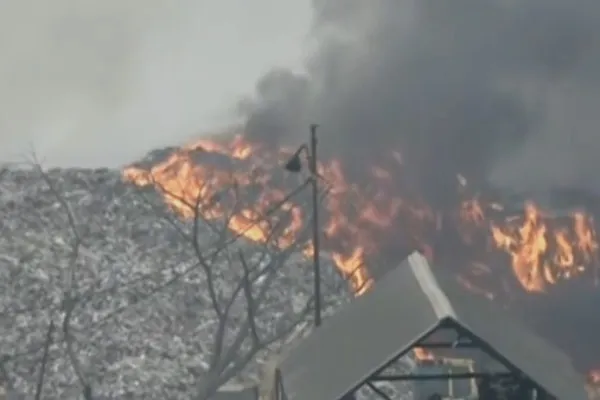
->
283, 144, 307, 173
284, 124, 322, 327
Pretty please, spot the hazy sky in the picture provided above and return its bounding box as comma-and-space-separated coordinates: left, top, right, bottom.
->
0, 0, 311, 167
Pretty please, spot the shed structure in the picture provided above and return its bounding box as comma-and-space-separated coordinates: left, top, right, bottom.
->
271, 252, 588, 400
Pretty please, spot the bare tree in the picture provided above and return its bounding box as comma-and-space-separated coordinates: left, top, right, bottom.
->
36, 163, 94, 399
0, 159, 95, 399
136, 169, 323, 399
0, 160, 347, 399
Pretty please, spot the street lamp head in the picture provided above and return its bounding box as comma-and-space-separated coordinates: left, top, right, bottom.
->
284, 153, 303, 173
284, 144, 307, 173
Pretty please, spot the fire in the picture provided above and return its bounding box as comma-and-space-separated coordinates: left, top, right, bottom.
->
489, 202, 596, 292
413, 347, 435, 361
122, 133, 599, 298
588, 370, 600, 399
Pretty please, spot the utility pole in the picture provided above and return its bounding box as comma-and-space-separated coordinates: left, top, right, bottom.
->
283, 124, 322, 327
309, 124, 322, 327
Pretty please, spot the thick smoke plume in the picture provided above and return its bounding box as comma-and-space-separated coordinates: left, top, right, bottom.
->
243, 0, 600, 196
0, 0, 309, 167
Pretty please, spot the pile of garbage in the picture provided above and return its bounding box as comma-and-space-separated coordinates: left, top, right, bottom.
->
0, 164, 349, 399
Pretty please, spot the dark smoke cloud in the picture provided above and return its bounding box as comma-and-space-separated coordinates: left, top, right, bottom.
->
242, 0, 600, 197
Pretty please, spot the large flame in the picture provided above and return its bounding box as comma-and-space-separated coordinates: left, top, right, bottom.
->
123, 133, 599, 296
123, 133, 600, 388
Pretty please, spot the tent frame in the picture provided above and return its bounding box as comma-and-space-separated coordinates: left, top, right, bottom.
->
277, 317, 555, 400
346, 317, 551, 399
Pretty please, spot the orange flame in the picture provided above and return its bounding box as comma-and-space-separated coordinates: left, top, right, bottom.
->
488, 202, 597, 292
122, 134, 599, 297
413, 347, 435, 361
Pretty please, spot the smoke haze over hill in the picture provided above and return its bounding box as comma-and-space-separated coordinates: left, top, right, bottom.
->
0, 0, 310, 167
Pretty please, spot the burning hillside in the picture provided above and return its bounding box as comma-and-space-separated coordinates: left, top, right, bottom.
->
123, 132, 600, 383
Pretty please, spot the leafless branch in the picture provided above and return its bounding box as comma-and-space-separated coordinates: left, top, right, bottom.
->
366, 381, 393, 400
239, 251, 259, 345
195, 240, 312, 399
196, 292, 314, 400
33, 160, 92, 399
25, 156, 333, 399
151, 170, 311, 250
205, 190, 311, 372
88, 171, 313, 329
1, 148, 344, 399
34, 320, 55, 400
33, 162, 82, 288
137, 168, 318, 399
61, 296, 93, 399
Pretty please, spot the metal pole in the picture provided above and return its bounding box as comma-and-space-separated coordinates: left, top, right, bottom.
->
309, 124, 322, 327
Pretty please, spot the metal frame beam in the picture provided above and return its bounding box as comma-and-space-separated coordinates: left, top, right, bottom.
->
338, 318, 551, 400
370, 372, 515, 382
414, 341, 478, 349
448, 320, 550, 396
277, 317, 553, 400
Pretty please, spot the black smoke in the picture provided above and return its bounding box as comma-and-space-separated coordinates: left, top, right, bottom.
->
242, 0, 600, 198
241, 2, 600, 370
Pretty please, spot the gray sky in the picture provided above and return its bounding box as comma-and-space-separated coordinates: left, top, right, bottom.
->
0, 0, 311, 167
